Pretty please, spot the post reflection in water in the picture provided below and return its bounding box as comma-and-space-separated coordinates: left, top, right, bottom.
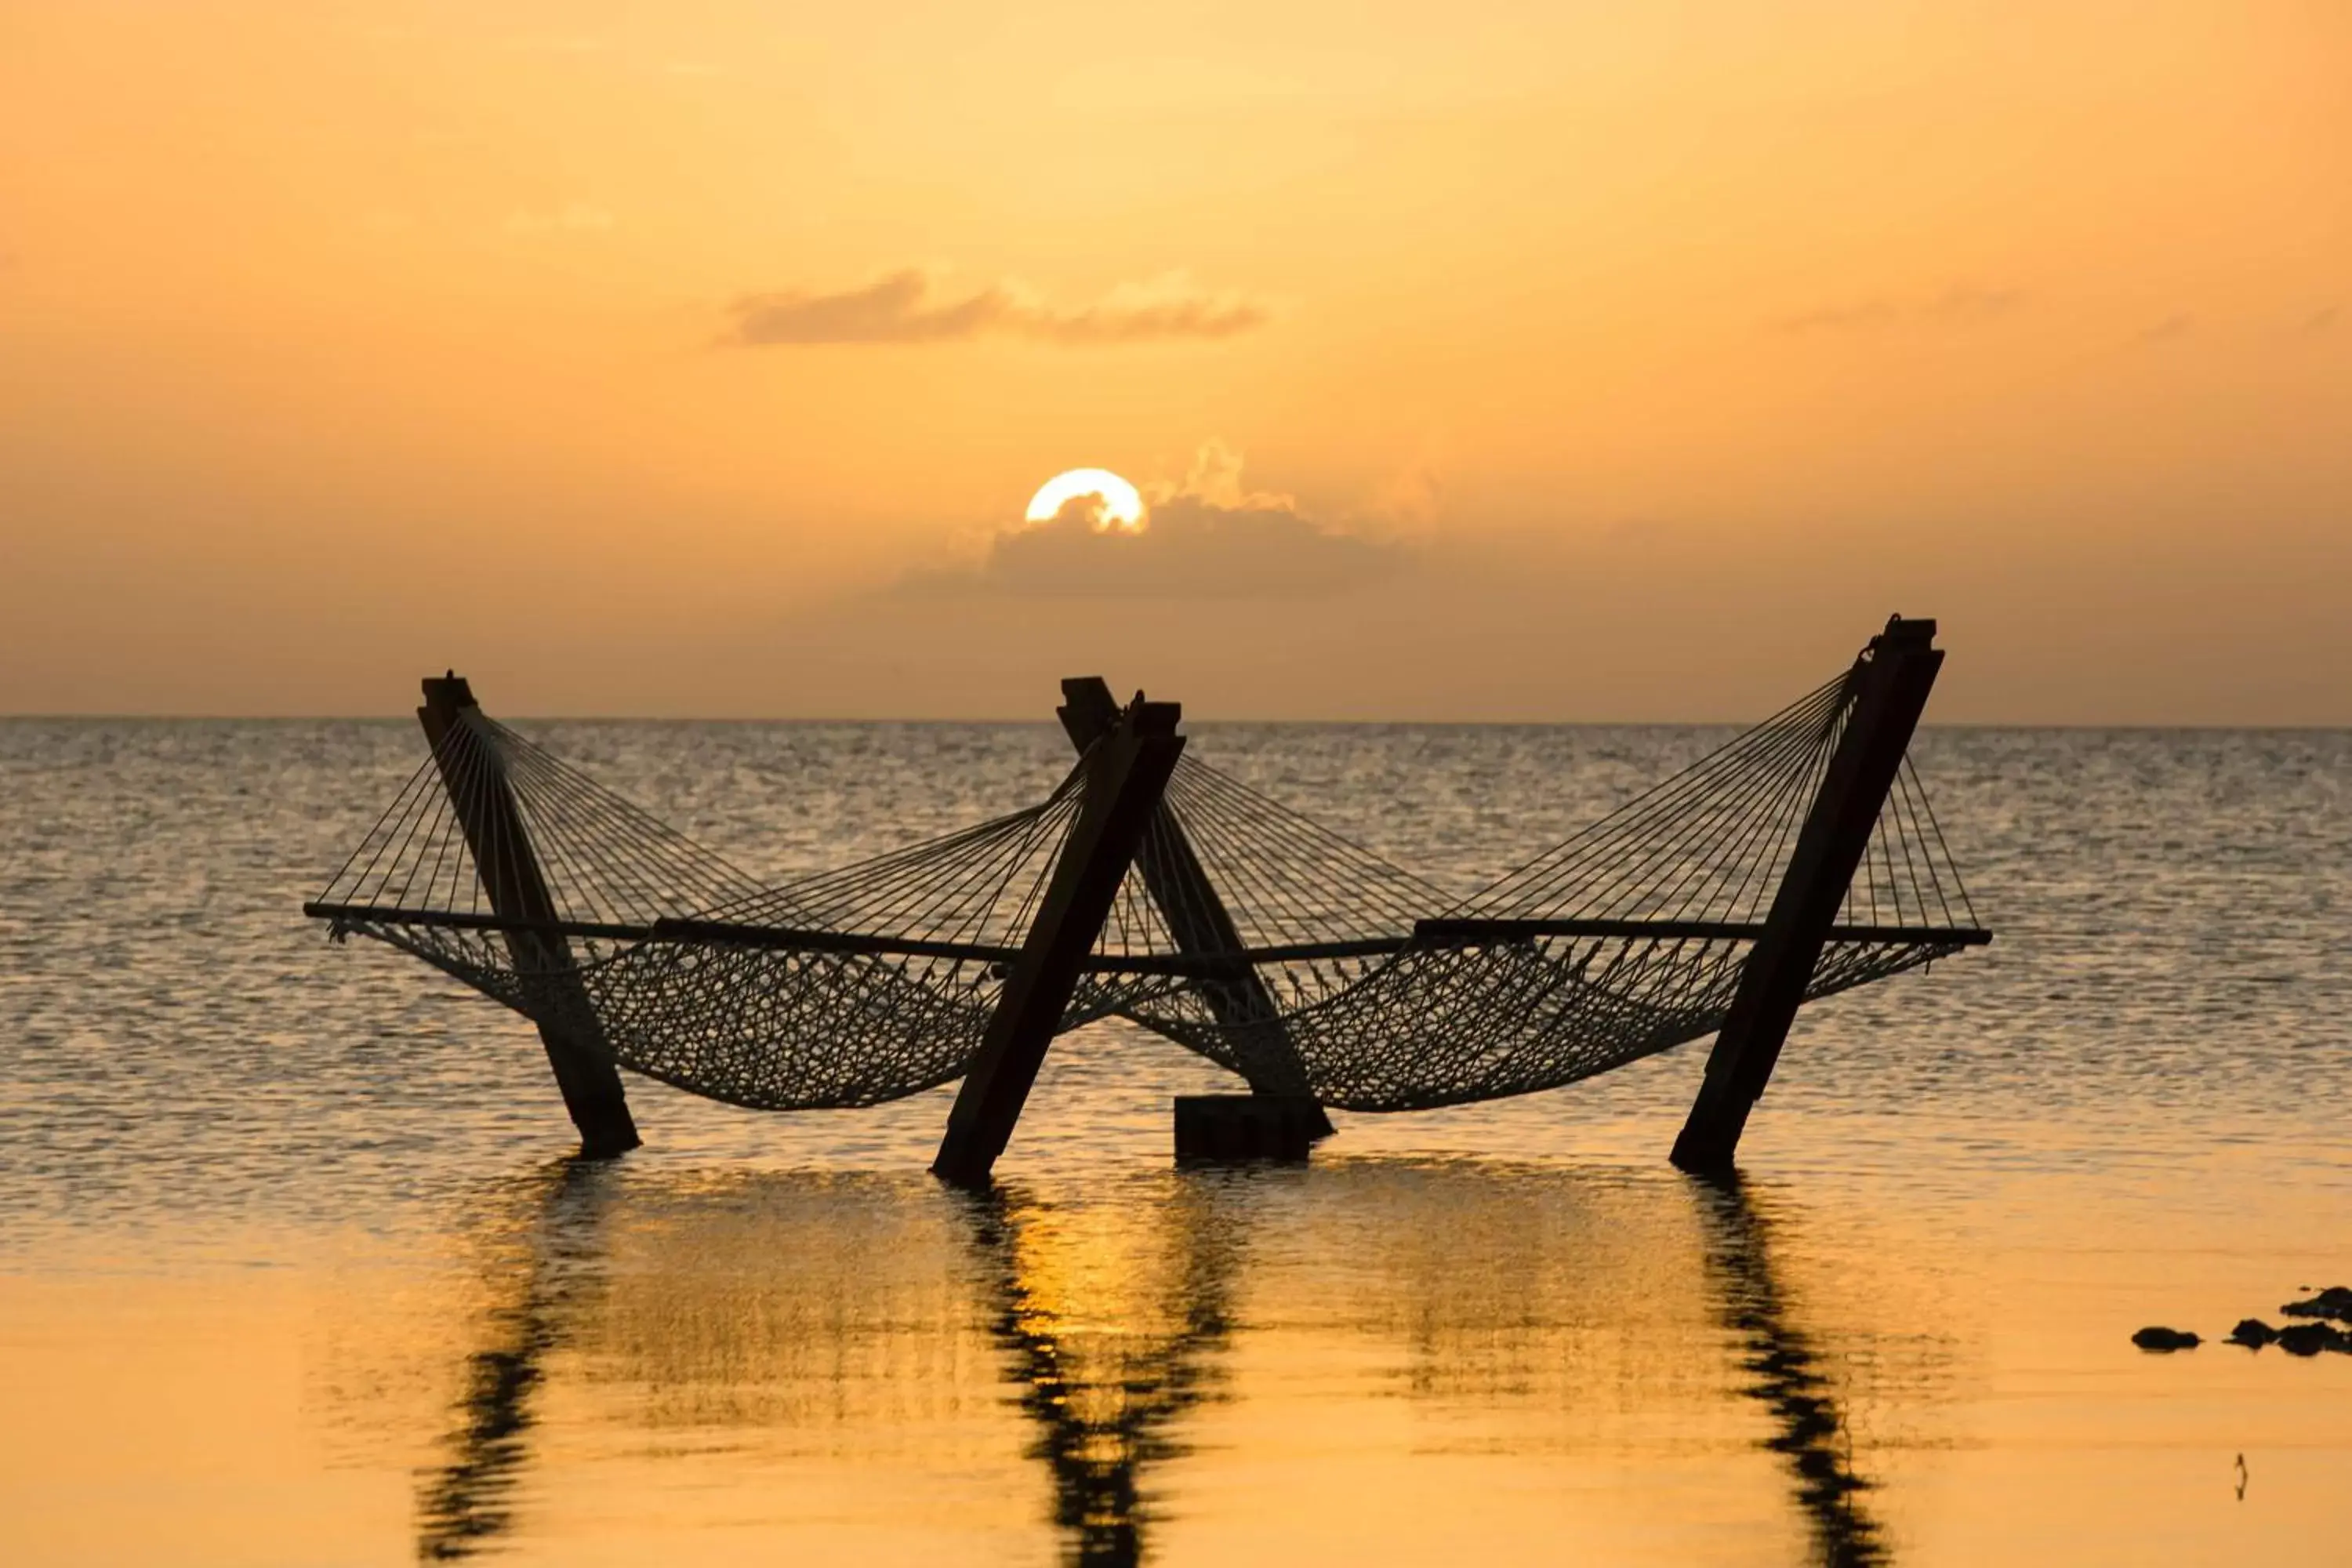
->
1692, 1174, 1889, 1568
407, 1156, 1921, 1565
955, 1179, 1244, 1566
415, 1158, 617, 1562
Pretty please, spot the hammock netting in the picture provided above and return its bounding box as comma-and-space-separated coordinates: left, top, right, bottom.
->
309, 661, 1982, 1114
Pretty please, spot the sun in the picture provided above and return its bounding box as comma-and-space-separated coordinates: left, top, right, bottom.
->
1025, 468, 1147, 534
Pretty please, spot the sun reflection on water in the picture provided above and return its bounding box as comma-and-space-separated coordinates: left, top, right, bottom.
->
399, 1157, 1932, 1565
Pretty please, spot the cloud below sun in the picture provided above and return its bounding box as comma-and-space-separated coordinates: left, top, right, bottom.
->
898, 442, 1398, 600
724, 268, 1269, 347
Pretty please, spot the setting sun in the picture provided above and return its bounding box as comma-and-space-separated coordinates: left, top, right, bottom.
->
1025, 469, 1147, 534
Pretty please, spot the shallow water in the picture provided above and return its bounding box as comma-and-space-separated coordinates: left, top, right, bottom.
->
2, 718, 2348, 1564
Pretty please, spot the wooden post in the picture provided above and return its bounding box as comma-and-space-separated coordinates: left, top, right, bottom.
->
1668, 618, 1945, 1174
1058, 677, 1330, 1134
932, 697, 1186, 1187
419, 675, 642, 1158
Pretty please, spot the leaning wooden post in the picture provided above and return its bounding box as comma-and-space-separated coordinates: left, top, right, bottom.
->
1669, 618, 1945, 1174
1058, 677, 1330, 1134
419, 675, 642, 1158
932, 696, 1186, 1187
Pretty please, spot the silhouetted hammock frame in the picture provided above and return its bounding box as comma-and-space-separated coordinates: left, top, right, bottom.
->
304, 615, 1988, 1182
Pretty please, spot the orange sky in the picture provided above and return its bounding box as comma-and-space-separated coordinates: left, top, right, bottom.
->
2, 1, 2345, 722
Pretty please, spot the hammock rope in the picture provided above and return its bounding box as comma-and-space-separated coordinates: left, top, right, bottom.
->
309, 655, 1983, 1113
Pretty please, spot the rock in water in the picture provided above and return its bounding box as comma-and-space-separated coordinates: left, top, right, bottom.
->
2274, 1322, 2350, 1357
2279, 1286, 2352, 1323
2226, 1319, 2279, 1348
2132, 1326, 2201, 1352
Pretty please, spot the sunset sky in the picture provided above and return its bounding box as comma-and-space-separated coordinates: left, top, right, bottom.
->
2, 0, 2345, 722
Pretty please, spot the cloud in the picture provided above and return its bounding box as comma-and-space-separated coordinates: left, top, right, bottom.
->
2303, 305, 2338, 336
504, 202, 616, 236
724, 269, 1269, 347
2133, 313, 2192, 347
1780, 284, 2024, 335
901, 443, 1396, 599
1152, 437, 1294, 511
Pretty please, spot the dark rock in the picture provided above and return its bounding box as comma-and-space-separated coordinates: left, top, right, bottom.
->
2279, 1286, 2352, 1323
2226, 1318, 2279, 1348
2273, 1322, 2349, 1357
2132, 1326, 2201, 1352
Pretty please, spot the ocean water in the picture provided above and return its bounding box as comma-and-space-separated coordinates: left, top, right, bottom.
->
2, 717, 2348, 1565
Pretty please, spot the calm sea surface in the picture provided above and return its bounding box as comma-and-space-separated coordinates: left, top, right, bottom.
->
2, 719, 2348, 1565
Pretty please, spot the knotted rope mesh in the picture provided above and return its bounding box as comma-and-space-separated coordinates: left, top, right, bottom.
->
311, 659, 1980, 1114
1136, 674, 1981, 1110
317, 710, 1159, 1109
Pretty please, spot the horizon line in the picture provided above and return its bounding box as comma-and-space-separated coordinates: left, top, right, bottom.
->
2, 711, 2348, 734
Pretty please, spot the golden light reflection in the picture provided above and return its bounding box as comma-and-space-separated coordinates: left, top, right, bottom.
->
1694, 1174, 1889, 1567
414, 1159, 617, 1561
958, 1182, 1241, 1563
385, 1160, 1929, 1566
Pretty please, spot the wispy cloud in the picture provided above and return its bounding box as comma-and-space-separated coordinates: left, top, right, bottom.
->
1779, 284, 2024, 336
2134, 313, 2192, 347
1152, 437, 1295, 512
724, 269, 1270, 347
2303, 305, 2338, 336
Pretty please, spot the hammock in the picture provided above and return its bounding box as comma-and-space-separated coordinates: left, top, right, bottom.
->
306, 641, 1984, 1117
